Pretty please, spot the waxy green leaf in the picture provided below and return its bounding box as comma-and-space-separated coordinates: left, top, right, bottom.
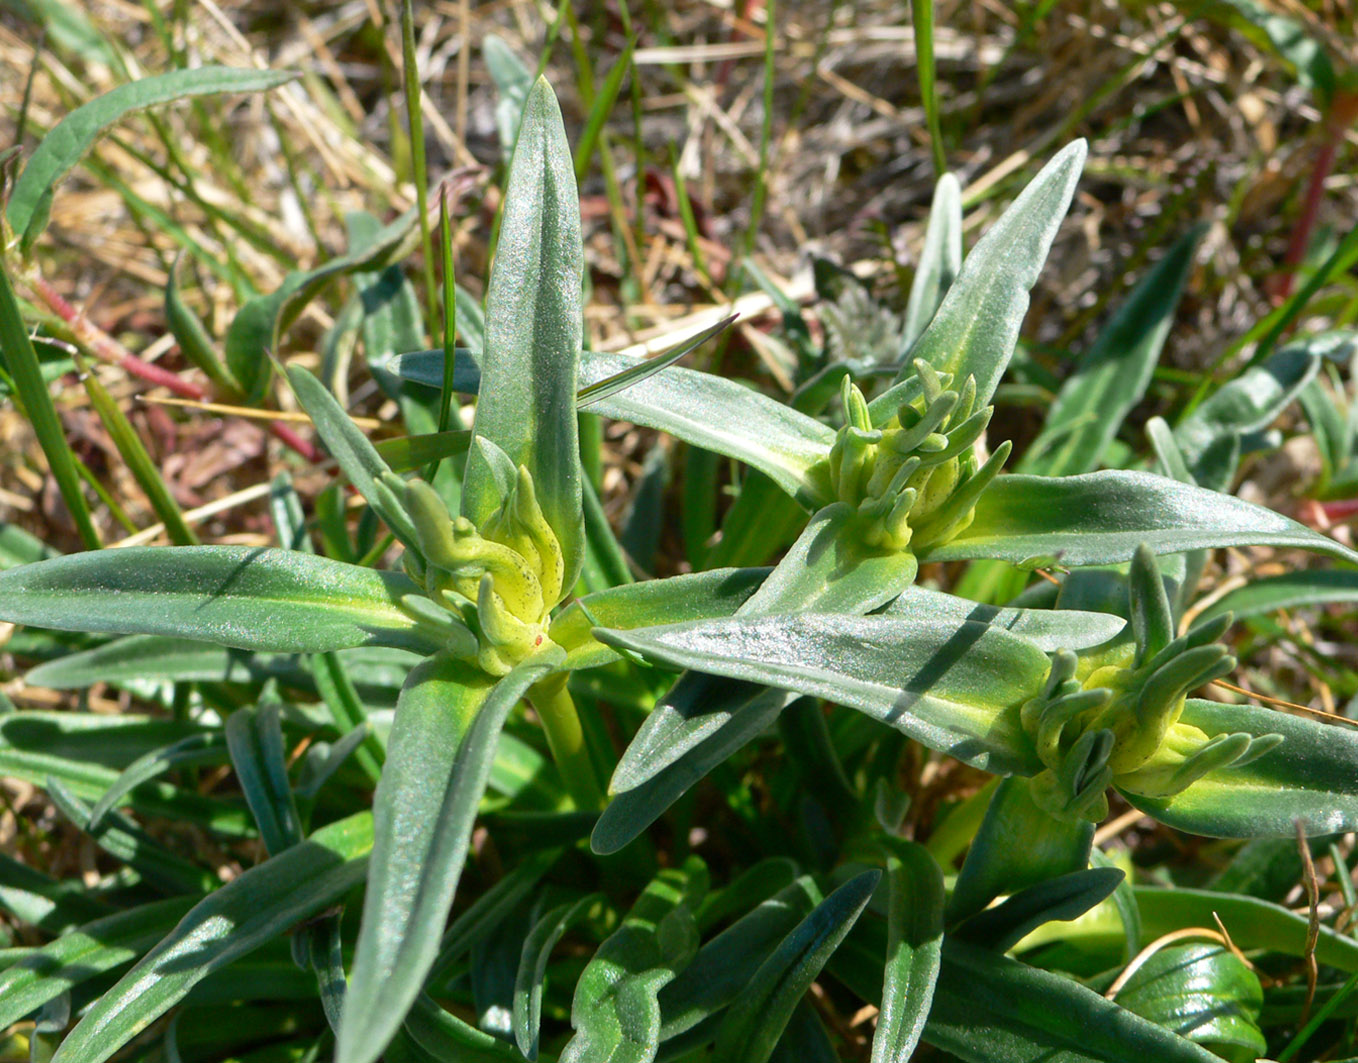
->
902, 173, 963, 352
462, 77, 586, 593
0, 546, 439, 653
926, 470, 1358, 567
338, 648, 563, 1063
872, 840, 944, 1063
48, 811, 373, 1063
896, 140, 1086, 406
598, 611, 1049, 776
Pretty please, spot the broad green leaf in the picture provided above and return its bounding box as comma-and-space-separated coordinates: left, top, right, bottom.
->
338, 648, 563, 1063
462, 77, 586, 594
561, 858, 708, 1063
694, 857, 800, 933
948, 776, 1093, 923
881, 586, 1125, 651
0, 546, 441, 653
659, 877, 820, 1041
597, 612, 1050, 776
923, 940, 1222, 1062
1022, 225, 1204, 476
48, 811, 373, 1063
872, 840, 943, 1063
550, 567, 767, 671
712, 870, 879, 1063
7, 66, 297, 250
896, 140, 1086, 406
393, 346, 836, 503
0, 264, 100, 548
376, 430, 473, 474
901, 173, 963, 352
594, 508, 923, 854
1123, 697, 1358, 837
513, 893, 602, 1060
0, 711, 205, 768
225, 701, 303, 856
925, 470, 1358, 567
1109, 944, 1265, 1061
0, 896, 194, 1030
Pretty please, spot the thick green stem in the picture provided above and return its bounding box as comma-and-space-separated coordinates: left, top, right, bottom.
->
531, 672, 606, 812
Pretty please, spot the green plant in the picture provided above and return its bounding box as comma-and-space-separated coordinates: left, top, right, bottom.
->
8, 47, 1358, 1063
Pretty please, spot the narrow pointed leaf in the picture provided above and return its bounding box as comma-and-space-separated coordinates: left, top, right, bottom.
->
872, 840, 943, 1063
0, 896, 195, 1030
338, 648, 563, 1063
48, 811, 373, 1063
561, 859, 707, 1063
7, 66, 297, 249
902, 173, 963, 351
513, 893, 602, 1059
225, 702, 303, 856
924, 470, 1358, 567
87, 733, 227, 831
955, 868, 1125, 953
1200, 568, 1358, 624
1022, 224, 1204, 476
896, 141, 1086, 405
881, 586, 1125, 651
0, 546, 439, 653
462, 78, 586, 591
394, 346, 836, 503
712, 870, 880, 1063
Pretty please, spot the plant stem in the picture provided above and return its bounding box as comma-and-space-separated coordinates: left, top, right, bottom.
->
531, 671, 606, 812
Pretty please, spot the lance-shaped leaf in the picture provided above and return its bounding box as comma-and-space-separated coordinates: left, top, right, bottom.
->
462, 77, 586, 593
225, 701, 303, 857
924, 940, 1223, 1063
712, 870, 880, 1063
882, 586, 1125, 651
1122, 698, 1358, 837
872, 840, 943, 1063
7, 66, 298, 251
593, 508, 922, 854
0, 896, 195, 1031
27, 636, 417, 698
924, 470, 1358, 567
902, 173, 964, 352
394, 344, 836, 504
597, 611, 1048, 777
1199, 568, 1358, 624
513, 893, 602, 1059
337, 648, 563, 1063
895, 140, 1087, 406
1021, 224, 1204, 477
550, 566, 768, 671
0, 546, 442, 653
47, 811, 373, 1063
561, 858, 707, 1063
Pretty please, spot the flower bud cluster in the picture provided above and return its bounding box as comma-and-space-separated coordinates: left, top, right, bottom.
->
397, 466, 565, 676
816, 363, 1002, 553
1022, 552, 1283, 822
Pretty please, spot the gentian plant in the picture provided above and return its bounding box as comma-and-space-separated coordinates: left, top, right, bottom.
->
7, 67, 1358, 1063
